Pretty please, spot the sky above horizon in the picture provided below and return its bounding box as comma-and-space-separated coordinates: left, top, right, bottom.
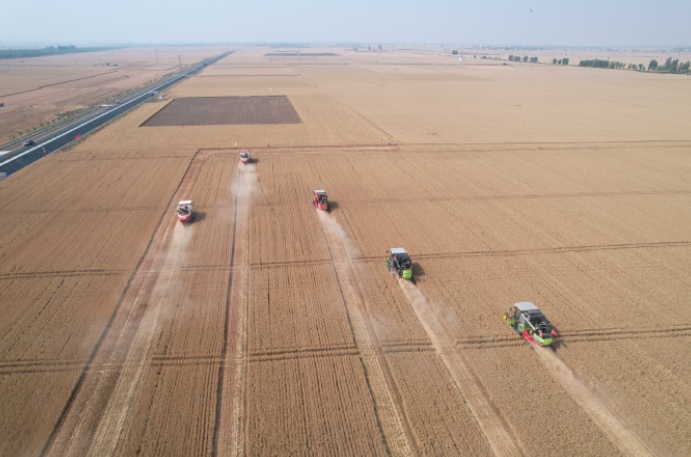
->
2, 0, 690, 47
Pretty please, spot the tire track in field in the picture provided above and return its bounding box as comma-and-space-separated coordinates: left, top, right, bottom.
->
397, 280, 522, 457
43, 156, 205, 457
317, 211, 419, 456
534, 347, 654, 456
213, 162, 256, 457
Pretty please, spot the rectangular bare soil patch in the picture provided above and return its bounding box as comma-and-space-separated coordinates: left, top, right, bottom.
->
141, 96, 302, 126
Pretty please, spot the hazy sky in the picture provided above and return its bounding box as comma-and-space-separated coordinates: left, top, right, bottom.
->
3, 0, 690, 46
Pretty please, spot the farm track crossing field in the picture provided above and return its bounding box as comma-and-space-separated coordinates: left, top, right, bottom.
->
141, 96, 302, 126
1, 48, 691, 456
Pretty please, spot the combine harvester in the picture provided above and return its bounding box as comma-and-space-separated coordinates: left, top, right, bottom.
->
239, 149, 251, 164
386, 248, 413, 281
504, 302, 558, 347
176, 200, 193, 222
313, 190, 328, 211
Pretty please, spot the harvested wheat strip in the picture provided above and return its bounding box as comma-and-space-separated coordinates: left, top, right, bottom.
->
214, 163, 256, 457
534, 347, 654, 456
86, 222, 193, 457
318, 211, 419, 456
399, 280, 521, 457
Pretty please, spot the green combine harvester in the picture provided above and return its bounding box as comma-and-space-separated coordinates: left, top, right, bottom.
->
386, 248, 413, 280
504, 302, 558, 347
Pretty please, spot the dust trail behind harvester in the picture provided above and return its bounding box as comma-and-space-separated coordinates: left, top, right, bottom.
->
398, 280, 521, 457
86, 221, 194, 457
534, 346, 654, 456
318, 210, 418, 456
45, 156, 205, 457
215, 161, 257, 457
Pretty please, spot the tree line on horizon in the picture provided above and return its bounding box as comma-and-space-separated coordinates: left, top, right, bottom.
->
579, 57, 690, 73
508, 55, 541, 63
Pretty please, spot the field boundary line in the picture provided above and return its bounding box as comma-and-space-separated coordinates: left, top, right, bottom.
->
397, 139, 691, 147
320, 97, 394, 139
352, 241, 691, 264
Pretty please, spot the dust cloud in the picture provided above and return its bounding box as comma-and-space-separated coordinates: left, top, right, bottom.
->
317, 211, 360, 258
87, 213, 195, 456
236, 163, 258, 200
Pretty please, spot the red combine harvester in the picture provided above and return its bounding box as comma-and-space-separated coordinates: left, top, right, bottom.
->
177, 200, 193, 222
239, 149, 251, 164
313, 190, 328, 211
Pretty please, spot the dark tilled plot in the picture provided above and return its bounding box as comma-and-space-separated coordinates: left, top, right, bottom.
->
141, 96, 302, 126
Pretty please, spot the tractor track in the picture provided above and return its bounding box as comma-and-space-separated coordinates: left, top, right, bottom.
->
213, 162, 255, 457
398, 280, 523, 457
317, 211, 420, 457
41, 154, 206, 457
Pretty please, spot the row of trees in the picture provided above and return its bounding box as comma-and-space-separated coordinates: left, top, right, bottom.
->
578, 57, 690, 73
451, 51, 689, 74
508, 55, 538, 62
579, 59, 617, 68
649, 58, 691, 73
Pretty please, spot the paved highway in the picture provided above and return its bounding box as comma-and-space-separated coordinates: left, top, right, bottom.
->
0, 51, 231, 176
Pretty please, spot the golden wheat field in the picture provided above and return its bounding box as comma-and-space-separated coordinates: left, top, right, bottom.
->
0, 46, 690, 456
